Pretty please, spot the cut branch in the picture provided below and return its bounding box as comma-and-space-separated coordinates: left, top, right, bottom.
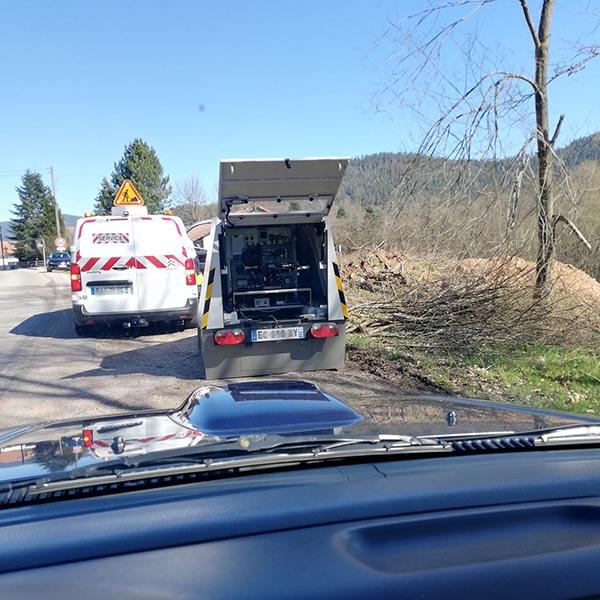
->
550, 114, 564, 146
553, 215, 592, 251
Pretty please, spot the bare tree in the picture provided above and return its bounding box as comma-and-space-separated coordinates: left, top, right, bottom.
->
373, 0, 597, 296
172, 175, 215, 226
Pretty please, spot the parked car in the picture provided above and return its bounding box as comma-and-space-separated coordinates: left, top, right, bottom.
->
0, 256, 18, 270
46, 251, 71, 272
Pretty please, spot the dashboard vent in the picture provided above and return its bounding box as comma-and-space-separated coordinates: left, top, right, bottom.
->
450, 436, 536, 452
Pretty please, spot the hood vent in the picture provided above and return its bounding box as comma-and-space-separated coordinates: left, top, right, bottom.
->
450, 436, 536, 452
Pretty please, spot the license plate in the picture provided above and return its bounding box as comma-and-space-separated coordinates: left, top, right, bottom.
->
90, 286, 130, 296
251, 327, 305, 343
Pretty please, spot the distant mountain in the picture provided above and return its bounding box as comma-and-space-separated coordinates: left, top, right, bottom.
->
557, 132, 600, 168
0, 214, 79, 240
338, 132, 600, 207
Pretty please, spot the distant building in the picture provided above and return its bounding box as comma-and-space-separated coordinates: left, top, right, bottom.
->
1, 240, 16, 256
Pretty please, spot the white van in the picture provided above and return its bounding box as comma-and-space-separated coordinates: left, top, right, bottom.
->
71, 206, 199, 334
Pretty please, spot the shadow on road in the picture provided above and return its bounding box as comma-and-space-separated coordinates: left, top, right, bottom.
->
65, 335, 201, 380
10, 309, 77, 340
0, 373, 144, 413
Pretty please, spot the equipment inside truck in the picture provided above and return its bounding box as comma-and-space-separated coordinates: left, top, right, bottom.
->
221, 223, 327, 322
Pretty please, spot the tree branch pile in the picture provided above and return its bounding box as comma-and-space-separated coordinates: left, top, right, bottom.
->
345, 252, 600, 352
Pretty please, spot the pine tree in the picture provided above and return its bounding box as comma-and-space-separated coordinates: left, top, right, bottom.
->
93, 177, 116, 216
94, 139, 171, 215
10, 171, 64, 261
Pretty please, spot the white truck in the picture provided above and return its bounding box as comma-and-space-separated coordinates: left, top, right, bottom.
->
70, 205, 199, 335
198, 157, 350, 379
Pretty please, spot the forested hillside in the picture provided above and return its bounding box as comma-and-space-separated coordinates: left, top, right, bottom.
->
332, 133, 600, 284
338, 133, 600, 207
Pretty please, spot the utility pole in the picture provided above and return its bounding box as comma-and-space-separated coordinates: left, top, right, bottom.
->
0, 225, 5, 270
50, 166, 61, 238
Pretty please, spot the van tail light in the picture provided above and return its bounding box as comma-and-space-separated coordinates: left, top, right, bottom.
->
70, 263, 82, 292
310, 323, 339, 338
82, 428, 93, 448
185, 258, 196, 286
214, 329, 245, 346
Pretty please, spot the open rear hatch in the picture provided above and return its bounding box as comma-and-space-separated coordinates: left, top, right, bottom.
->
217, 157, 349, 323
219, 157, 349, 225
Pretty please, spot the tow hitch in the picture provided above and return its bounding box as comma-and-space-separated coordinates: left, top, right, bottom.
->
123, 318, 149, 328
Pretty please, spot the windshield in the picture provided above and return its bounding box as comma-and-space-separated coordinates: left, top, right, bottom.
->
0, 1, 599, 486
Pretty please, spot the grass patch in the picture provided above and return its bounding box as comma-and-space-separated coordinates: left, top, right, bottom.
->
347, 334, 600, 414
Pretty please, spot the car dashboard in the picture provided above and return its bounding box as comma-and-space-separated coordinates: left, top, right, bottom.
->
2, 449, 600, 599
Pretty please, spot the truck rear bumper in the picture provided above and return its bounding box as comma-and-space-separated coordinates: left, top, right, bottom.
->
73, 299, 199, 327
199, 323, 346, 379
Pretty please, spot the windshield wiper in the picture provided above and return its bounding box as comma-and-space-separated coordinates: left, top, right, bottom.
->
536, 425, 600, 446
74, 433, 447, 475
7, 434, 448, 498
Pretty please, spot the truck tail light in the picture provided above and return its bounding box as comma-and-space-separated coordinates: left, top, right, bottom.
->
215, 329, 245, 346
82, 428, 93, 448
310, 323, 339, 338
185, 258, 196, 286
70, 263, 82, 292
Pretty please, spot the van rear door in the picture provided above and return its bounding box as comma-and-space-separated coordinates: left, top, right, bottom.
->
132, 216, 190, 312
218, 157, 349, 222
77, 217, 139, 315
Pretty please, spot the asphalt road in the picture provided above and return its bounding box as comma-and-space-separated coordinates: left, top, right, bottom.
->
0, 268, 402, 428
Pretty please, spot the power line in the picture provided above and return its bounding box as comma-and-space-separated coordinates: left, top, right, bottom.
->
0, 167, 52, 176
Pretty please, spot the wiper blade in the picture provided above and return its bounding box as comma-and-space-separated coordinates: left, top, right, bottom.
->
536, 425, 600, 446
10, 434, 449, 498
76, 433, 446, 475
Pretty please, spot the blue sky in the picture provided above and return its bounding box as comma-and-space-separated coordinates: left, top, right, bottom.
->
1, 0, 599, 221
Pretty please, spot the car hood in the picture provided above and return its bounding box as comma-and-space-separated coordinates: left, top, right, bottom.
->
0, 380, 597, 484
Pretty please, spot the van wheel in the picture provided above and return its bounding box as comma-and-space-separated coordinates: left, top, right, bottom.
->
184, 318, 197, 330
74, 324, 87, 336
75, 324, 98, 336
47, 268, 52, 272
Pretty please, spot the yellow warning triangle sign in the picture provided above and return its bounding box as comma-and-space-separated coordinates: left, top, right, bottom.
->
114, 179, 144, 206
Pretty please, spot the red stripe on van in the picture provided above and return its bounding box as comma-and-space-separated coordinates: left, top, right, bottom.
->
101, 257, 120, 271
145, 255, 166, 268
125, 257, 146, 269
77, 219, 96, 240
162, 217, 182, 236
165, 254, 184, 266
81, 257, 100, 272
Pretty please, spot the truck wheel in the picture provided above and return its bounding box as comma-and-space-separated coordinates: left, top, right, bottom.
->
75, 324, 90, 336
